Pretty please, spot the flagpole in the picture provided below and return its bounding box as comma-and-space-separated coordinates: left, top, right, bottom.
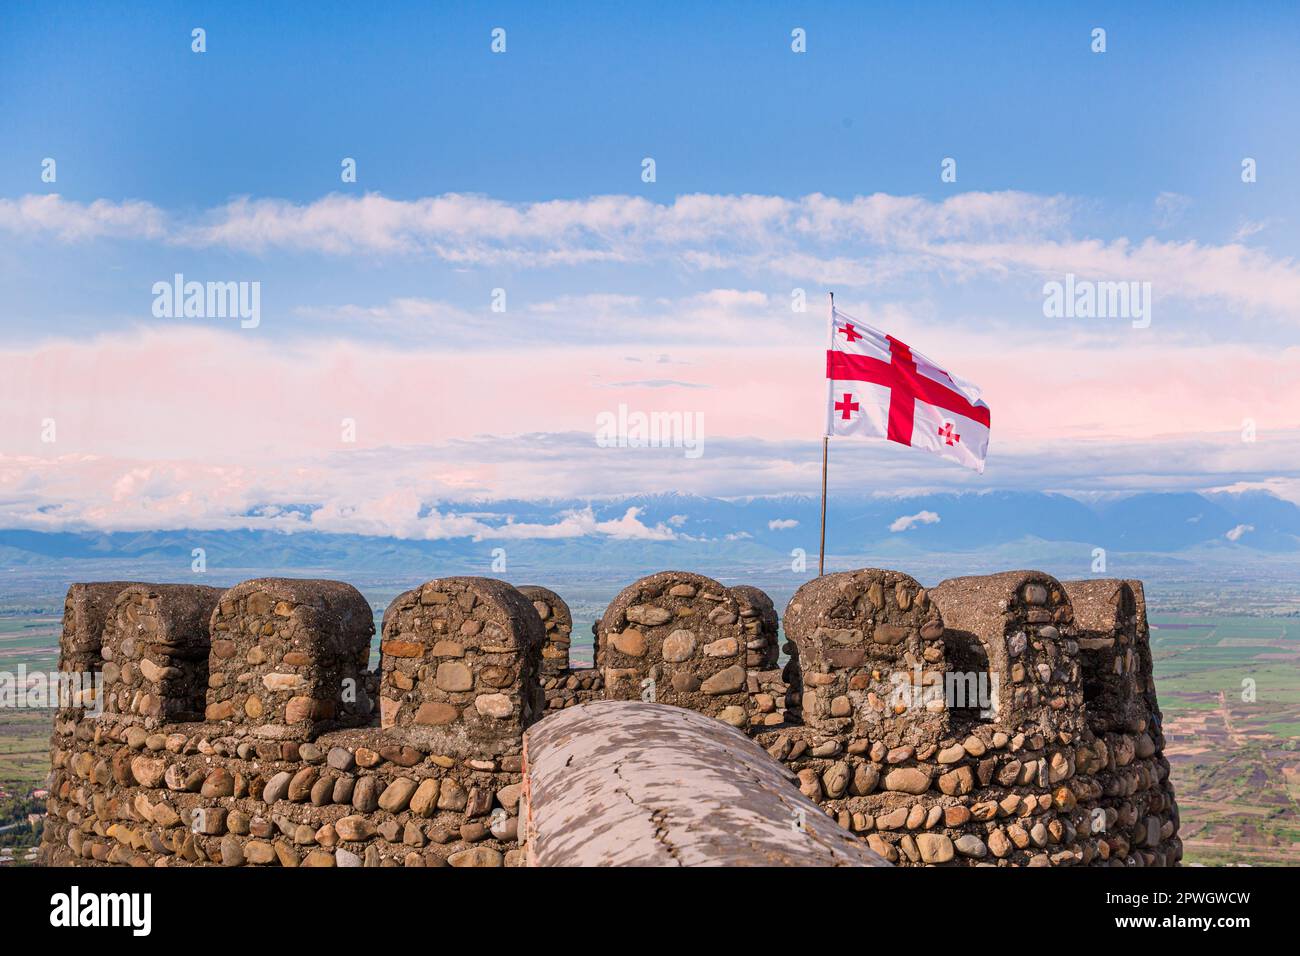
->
818, 435, 828, 575
819, 291, 833, 576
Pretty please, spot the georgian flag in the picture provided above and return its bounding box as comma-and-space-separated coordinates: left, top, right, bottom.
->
825, 306, 990, 473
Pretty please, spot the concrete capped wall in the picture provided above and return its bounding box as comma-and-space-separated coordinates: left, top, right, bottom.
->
522, 700, 890, 867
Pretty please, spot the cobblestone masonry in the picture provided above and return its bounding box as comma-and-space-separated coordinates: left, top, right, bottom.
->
1065, 579, 1159, 736
100, 585, 224, 725
56, 582, 143, 725
205, 578, 374, 740
597, 571, 748, 727
515, 585, 604, 713
43, 567, 1178, 868
758, 569, 1180, 867
732, 584, 794, 730
378, 577, 545, 758
516, 585, 572, 676
1063, 578, 1179, 862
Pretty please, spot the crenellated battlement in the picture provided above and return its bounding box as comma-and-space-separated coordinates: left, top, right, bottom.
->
100, 584, 223, 725
204, 578, 375, 739
377, 577, 544, 756
42, 567, 1179, 868
761, 569, 1178, 865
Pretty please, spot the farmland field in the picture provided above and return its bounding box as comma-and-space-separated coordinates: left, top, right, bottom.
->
0, 615, 59, 672
1154, 615, 1300, 866
0, 613, 60, 799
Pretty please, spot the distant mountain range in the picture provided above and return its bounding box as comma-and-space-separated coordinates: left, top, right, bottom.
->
2, 491, 1297, 579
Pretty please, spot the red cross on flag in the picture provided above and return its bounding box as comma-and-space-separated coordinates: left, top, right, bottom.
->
825, 305, 991, 473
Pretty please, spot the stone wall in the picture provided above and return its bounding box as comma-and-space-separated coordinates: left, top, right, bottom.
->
516, 585, 572, 676
732, 585, 794, 730
1063, 578, 1179, 862
597, 571, 748, 726
764, 569, 1180, 866
377, 577, 544, 758
56, 582, 142, 726
43, 565, 1179, 868
100, 584, 224, 725
205, 578, 374, 739
44, 576, 540, 868
517, 585, 605, 713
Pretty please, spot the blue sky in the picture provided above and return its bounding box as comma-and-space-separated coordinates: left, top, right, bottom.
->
5, 1, 1299, 208
2, 1, 1298, 342
1, 2, 1298, 538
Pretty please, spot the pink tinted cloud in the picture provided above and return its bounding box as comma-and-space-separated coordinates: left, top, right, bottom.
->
2, 328, 1296, 464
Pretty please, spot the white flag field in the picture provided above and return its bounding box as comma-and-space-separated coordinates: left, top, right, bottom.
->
824, 305, 991, 473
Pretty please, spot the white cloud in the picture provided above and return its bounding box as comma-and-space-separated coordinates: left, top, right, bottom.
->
588, 505, 678, 540
602, 379, 707, 389
1225, 523, 1254, 542
6, 189, 1300, 318
1231, 219, 1270, 242
768, 518, 798, 530
1207, 479, 1300, 505
295, 297, 475, 332
306, 498, 683, 543
0, 194, 166, 242
890, 510, 941, 533
174, 192, 1300, 316
1153, 192, 1191, 229
295, 288, 789, 347
4, 424, 1300, 537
